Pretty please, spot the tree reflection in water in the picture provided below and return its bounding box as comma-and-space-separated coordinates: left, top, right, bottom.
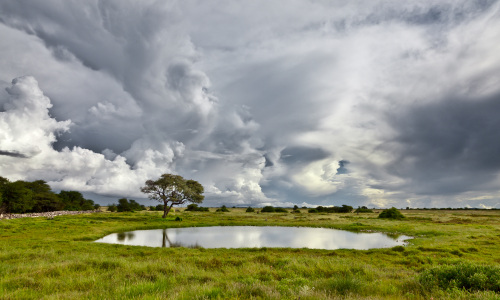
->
117, 232, 135, 242
162, 229, 201, 248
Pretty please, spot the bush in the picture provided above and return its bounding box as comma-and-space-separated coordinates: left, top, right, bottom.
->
354, 206, 373, 213
308, 205, 354, 213
334, 205, 353, 213
149, 204, 165, 211
378, 207, 405, 219
419, 263, 500, 292
274, 207, 288, 213
308, 208, 318, 213
116, 198, 145, 212
107, 204, 117, 212
216, 205, 229, 212
246, 207, 255, 213
261, 206, 275, 213
186, 204, 209, 212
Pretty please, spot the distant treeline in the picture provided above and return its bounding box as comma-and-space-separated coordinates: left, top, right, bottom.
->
107, 198, 146, 212
0, 176, 99, 214
403, 207, 499, 210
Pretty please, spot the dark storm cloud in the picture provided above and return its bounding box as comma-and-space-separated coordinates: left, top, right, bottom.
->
336, 160, 349, 175
350, 1, 497, 27
280, 147, 330, 165
385, 91, 500, 195
0, 150, 28, 158
1, 0, 500, 208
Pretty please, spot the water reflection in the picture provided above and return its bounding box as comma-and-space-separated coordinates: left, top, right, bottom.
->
117, 232, 135, 242
95, 226, 412, 250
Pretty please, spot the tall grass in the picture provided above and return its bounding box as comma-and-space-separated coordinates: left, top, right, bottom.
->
0, 209, 499, 299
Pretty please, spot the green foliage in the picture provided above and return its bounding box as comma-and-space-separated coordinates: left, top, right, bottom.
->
0, 209, 499, 299
0, 176, 8, 210
58, 191, 96, 211
245, 207, 255, 213
107, 204, 117, 212
378, 207, 406, 220
140, 173, 204, 218
116, 198, 145, 212
1, 181, 34, 213
391, 246, 405, 252
261, 206, 275, 213
148, 204, 164, 211
419, 263, 500, 292
308, 208, 318, 213
216, 205, 229, 212
0, 177, 97, 213
25, 180, 63, 212
354, 206, 373, 213
336, 205, 354, 213
274, 207, 288, 213
309, 205, 354, 214
185, 204, 209, 212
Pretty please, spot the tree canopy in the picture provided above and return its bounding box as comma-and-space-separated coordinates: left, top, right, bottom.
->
0, 176, 98, 214
140, 174, 204, 218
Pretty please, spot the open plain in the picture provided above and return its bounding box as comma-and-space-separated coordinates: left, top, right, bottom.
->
1, 208, 499, 299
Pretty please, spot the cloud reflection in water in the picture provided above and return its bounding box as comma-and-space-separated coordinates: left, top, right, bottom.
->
95, 226, 412, 250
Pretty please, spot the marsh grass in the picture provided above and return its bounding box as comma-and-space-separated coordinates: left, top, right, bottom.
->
0, 209, 499, 299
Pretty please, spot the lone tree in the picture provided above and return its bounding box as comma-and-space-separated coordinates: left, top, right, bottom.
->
140, 174, 204, 218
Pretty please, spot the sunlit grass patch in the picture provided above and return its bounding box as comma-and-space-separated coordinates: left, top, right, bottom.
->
0, 209, 499, 299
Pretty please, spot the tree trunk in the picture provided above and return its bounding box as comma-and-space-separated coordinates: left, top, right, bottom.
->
162, 201, 169, 218
163, 203, 174, 218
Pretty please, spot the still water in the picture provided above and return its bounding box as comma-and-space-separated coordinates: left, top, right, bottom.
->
95, 226, 412, 250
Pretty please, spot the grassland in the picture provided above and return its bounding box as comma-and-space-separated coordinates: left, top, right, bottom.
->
0, 208, 499, 299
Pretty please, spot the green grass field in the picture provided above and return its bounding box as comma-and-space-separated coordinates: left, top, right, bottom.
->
1, 208, 499, 299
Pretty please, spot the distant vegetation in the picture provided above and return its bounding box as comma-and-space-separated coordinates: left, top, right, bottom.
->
0, 176, 99, 214
354, 206, 373, 213
245, 207, 255, 212
215, 205, 230, 212
116, 198, 146, 212
185, 204, 209, 212
260, 206, 276, 213
148, 204, 165, 211
308, 205, 353, 213
378, 207, 405, 219
260, 206, 288, 213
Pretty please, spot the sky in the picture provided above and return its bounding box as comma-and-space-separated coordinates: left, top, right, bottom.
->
1, 0, 499, 208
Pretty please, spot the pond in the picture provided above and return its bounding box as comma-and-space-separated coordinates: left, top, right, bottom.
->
95, 226, 412, 250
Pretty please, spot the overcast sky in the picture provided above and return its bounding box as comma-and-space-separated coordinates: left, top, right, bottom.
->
1, 0, 499, 208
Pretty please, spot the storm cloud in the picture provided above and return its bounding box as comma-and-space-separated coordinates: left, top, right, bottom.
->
1, 1, 499, 208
